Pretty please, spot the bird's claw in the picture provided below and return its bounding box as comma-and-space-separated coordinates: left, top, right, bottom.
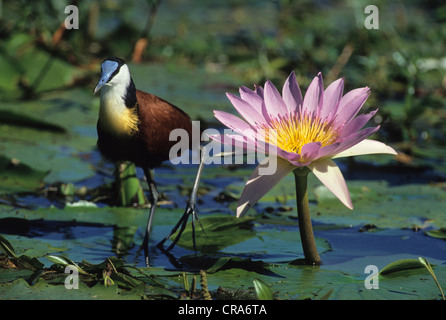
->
156, 201, 204, 252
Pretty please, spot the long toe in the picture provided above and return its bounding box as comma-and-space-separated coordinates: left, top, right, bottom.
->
158, 203, 199, 251
166, 206, 193, 251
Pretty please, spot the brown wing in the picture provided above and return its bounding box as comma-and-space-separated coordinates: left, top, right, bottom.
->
135, 90, 194, 168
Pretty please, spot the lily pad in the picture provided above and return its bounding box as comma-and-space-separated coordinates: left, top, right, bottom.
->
0, 155, 48, 195
425, 228, 446, 240
379, 258, 425, 276
171, 214, 256, 253
253, 278, 274, 300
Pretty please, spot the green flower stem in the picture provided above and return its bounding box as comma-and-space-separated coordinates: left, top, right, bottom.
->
293, 167, 321, 265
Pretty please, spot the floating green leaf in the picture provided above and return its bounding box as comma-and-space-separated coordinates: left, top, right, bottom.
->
0, 155, 48, 194
45, 254, 76, 266
0, 110, 66, 133
425, 229, 446, 240
379, 259, 425, 276
0, 236, 44, 270
45, 254, 88, 274
0, 234, 16, 258
15, 255, 44, 271
253, 278, 273, 300
418, 257, 445, 300
172, 215, 256, 253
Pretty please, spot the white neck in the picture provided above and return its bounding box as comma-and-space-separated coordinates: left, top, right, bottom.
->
98, 64, 137, 136
100, 64, 131, 102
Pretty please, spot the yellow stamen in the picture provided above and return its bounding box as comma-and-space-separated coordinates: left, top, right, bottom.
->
260, 113, 339, 155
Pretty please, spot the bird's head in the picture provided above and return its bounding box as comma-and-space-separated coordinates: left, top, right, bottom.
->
93, 57, 130, 95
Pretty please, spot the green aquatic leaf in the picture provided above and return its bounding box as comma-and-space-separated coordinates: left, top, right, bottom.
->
418, 257, 445, 300
213, 256, 268, 273
0, 90, 97, 184
79, 257, 125, 273
0, 155, 48, 194
45, 254, 77, 266
179, 255, 273, 275
379, 259, 425, 276
253, 278, 273, 300
116, 162, 147, 207
0, 234, 16, 258
425, 228, 446, 240
15, 255, 44, 271
206, 257, 232, 273
45, 254, 88, 275
172, 214, 256, 253
0, 110, 66, 133
0, 277, 140, 300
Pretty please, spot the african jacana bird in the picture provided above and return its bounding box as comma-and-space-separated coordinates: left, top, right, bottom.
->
93, 57, 205, 266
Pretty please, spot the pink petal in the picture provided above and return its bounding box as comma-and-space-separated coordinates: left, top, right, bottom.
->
302, 72, 324, 115
254, 84, 264, 98
308, 158, 353, 209
276, 148, 302, 165
300, 142, 322, 163
238, 86, 271, 124
210, 133, 256, 150
213, 110, 256, 140
333, 126, 380, 156
320, 78, 344, 121
282, 71, 303, 115
312, 142, 340, 160
239, 86, 263, 111
334, 87, 370, 126
237, 157, 296, 217
263, 80, 289, 120
226, 93, 266, 125
339, 109, 378, 137
332, 139, 397, 159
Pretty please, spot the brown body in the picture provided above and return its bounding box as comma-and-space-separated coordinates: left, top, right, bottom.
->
94, 57, 204, 263
97, 90, 193, 169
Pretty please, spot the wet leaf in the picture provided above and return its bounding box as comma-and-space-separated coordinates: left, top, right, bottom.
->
172, 215, 256, 253
116, 162, 147, 207
379, 259, 425, 276
45, 254, 88, 274
0, 234, 16, 258
253, 278, 273, 300
45, 254, 74, 266
15, 255, 44, 271
79, 257, 125, 273
425, 229, 446, 240
418, 257, 445, 300
179, 255, 274, 275
0, 155, 48, 194
0, 110, 66, 133
0, 277, 140, 300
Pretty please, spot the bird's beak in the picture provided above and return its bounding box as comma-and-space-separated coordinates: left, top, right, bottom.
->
93, 76, 107, 95
93, 61, 118, 95
93, 82, 103, 95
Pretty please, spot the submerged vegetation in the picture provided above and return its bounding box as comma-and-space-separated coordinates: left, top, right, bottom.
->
1, 0, 446, 300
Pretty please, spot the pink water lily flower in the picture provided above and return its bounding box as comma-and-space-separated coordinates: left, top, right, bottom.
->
213, 72, 397, 217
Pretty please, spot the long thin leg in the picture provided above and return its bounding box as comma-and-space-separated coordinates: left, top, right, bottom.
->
142, 168, 159, 266
157, 146, 207, 251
